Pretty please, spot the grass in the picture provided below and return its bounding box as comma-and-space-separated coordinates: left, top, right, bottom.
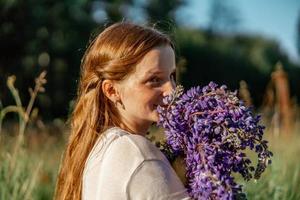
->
0, 71, 53, 200
0, 128, 65, 200
242, 131, 300, 200
0, 72, 300, 199
1, 124, 300, 200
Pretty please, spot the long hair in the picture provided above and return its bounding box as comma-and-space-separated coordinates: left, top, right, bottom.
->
54, 22, 174, 200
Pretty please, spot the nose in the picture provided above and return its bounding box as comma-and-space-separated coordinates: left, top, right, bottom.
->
162, 80, 176, 97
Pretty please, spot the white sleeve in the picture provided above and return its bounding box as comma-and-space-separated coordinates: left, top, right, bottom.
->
127, 159, 192, 200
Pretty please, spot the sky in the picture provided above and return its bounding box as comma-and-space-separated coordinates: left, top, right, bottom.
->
176, 0, 300, 64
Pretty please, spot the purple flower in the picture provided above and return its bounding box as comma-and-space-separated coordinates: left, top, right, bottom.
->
157, 82, 272, 200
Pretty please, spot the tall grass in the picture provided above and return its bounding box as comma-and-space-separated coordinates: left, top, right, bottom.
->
243, 131, 300, 200
0, 128, 65, 200
0, 72, 47, 200
0, 72, 299, 199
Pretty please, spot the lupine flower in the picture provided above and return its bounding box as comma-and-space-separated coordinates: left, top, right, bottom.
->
157, 82, 272, 200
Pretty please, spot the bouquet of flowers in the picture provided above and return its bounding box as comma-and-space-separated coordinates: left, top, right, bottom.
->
156, 82, 273, 200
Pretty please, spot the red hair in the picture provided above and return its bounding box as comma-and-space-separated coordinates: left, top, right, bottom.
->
54, 22, 174, 200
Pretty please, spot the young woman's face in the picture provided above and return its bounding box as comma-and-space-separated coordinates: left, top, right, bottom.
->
117, 45, 176, 134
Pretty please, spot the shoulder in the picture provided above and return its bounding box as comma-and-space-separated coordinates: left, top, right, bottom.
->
107, 128, 168, 164
96, 128, 170, 187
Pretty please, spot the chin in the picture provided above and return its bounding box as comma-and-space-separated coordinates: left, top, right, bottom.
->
151, 111, 160, 122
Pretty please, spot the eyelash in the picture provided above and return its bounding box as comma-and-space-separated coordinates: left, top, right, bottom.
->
149, 77, 161, 84
148, 72, 176, 85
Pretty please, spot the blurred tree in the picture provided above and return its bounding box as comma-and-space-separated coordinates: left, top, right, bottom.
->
297, 10, 300, 57
143, 0, 186, 31
175, 28, 299, 107
0, 0, 97, 119
96, 0, 134, 23
0, 0, 299, 120
208, 0, 241, 34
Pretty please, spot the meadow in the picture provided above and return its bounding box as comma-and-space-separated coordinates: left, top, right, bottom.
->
1, 122, 300, 199
0, 73, 299, 200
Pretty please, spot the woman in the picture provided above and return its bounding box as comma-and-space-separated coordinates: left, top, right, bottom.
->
55, 22, 191, 200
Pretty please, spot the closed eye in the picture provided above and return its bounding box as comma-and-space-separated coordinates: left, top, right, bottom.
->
146, 70, 176, 87
147, 76, 163, 87
149, 76, 161, 83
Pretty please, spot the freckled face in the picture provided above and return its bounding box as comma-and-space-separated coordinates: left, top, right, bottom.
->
117, 45, 176, 132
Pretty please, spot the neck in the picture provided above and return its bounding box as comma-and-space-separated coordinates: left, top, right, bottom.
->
119, 120, 150, 137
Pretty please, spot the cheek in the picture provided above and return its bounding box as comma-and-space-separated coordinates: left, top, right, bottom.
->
122, 81, 162, 110
135, 88, 161, 108
143, 90, 162, 108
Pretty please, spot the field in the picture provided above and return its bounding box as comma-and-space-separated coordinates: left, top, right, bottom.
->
0, 119, 300, 200
0, 73, 299, 200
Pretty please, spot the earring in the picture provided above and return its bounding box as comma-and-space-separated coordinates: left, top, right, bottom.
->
114, 99, 125, 110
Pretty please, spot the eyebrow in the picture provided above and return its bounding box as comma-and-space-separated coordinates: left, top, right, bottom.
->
145, 68, 176, 76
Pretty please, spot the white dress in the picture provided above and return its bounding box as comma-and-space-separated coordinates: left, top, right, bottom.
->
82, 127, 191, 200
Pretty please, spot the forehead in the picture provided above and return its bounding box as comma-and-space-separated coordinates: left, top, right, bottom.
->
135, 45, 175, 75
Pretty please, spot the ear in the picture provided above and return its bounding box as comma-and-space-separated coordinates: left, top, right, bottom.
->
101, 80, 120, 103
